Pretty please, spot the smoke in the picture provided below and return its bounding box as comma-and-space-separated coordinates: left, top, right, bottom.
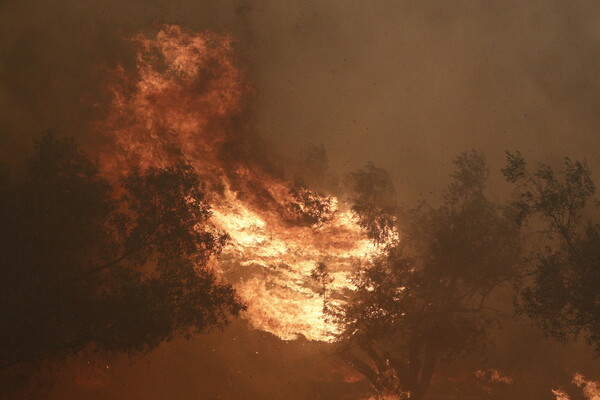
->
244, 0, 600, 202
3, 1, 600, 399
4, 0, 600, 200
34, 320, 369, 400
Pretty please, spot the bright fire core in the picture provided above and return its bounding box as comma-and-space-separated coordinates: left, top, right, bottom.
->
213, 192, 386, 341
95, 24, 396, 342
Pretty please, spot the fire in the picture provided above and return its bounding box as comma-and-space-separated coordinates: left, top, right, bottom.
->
212, 186, 386, 341
474, 369, 513, 385
93, 24, 397, 342
553, 374, 600, 400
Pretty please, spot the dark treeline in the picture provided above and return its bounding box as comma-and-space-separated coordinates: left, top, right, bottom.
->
0, 133, 244, 394
2, 134, 600, 399
313, 150, 600, 400
313, 151, 522, 400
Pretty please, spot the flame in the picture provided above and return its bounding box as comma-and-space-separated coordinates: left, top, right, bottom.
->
93, 24, 397, 342
552, 389, 571, 400
474, 368, 513, 384
573, 373, 600, 400
552, 373, 600, 400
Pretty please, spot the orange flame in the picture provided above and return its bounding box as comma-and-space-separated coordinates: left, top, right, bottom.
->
474, 369, 513, 385
93, 24, 397, 342
553, 373, 600, 400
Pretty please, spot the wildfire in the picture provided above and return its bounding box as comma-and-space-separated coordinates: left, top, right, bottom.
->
93, 24, 396, 342
553, 374, 600, 400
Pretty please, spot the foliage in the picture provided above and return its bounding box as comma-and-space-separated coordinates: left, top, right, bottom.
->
0, 132, 244, 376
346, 162, 398, 244
332, 152, 521, 400
502, 152, 600, 352
287, 185, 335, 227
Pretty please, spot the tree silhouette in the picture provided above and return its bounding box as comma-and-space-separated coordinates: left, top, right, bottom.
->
503, 152, 600, 352
346, 162, 398, 244
0, 133, 244, 378
331, 152, 521, 400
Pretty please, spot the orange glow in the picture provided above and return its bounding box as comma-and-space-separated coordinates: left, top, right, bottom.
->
94, 24, 398, 342
474, 369, 513, 384
552, 373, 600, 400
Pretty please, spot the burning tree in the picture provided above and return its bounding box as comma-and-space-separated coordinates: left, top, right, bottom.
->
329, 151, 522, 400
0, 133, 244, 378
503, 152, 600, 353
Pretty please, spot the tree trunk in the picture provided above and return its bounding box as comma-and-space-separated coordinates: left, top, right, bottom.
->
407, 350, 437, 400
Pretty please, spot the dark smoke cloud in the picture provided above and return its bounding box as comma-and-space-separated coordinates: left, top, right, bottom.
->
2, 1, 600, 399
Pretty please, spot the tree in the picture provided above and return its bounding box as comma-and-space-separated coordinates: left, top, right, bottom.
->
346, 162, 398, 244
0, 133, 244, 378
502, 152, 600, 352
330, 152, 521, 400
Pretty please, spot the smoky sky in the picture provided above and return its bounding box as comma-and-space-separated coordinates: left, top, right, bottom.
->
247, 0, 600, 201
2, 1, 600, 399
3, 0, 600, 200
